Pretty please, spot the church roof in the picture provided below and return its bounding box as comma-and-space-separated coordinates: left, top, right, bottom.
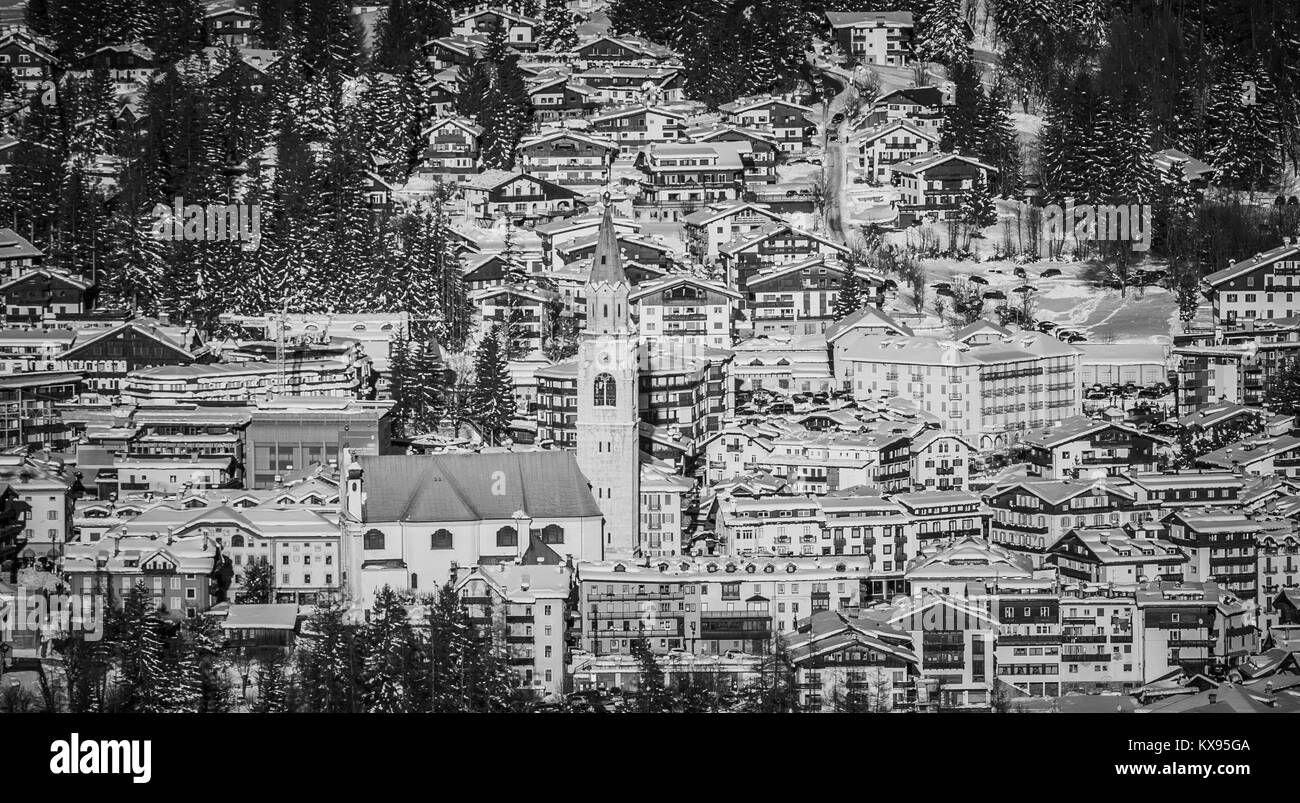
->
357, 451, 602, 523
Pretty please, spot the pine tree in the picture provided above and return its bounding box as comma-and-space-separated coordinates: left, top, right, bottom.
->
250, 651, 290, 713
631, 637, 675, 712
236, 557, 275, 604
536, 0, 576, 51
940, 56, 981, 155
470, 324, 516, 444
295, 596, 363, 712
360, 586, 420, 712
917, 0, 969, 66
832, 276, 864, 321
114, 582, 170, 713
373, 0, 452, 74
976, 74, 1022, 195
961, 174, 997, 229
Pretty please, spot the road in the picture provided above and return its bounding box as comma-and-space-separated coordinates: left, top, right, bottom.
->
813, 61, 858, 246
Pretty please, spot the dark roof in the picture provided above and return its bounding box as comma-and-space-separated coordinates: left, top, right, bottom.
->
358, 451, 602, 522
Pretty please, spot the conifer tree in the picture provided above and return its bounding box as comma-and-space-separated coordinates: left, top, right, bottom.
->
361, 586, 420, 712
470, 324, 516, 444
250, 651, 290, 713
115, 582, 170, 713
832, 277, 865, 322
961, 174, 998, 229
537, 0, 576, 51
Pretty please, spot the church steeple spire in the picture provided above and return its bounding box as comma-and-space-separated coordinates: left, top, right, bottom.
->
585, 197, 631, 335
588, 198, 627, 287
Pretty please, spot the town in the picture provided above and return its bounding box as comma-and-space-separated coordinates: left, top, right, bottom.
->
0, 0, 1298, 715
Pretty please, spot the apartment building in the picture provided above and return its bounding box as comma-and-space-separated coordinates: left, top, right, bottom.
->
630, 275, 741, 351
1201, 239, 1300, 325
63, 533, 226, 620
850, 119, 937, 181
634, 142, 748, 217
1126, 470, 1245, 509
825, 10, 916, 66
588, 104, 685, 154
908, 430, 975, 491
1048, 527, 1187, 585
517, 129, 618, 187
0, 453, 77, 563
1018, 416, 1171, 478
91, 503, 340, 606
985, 476, 1160, 562
719, 223, 852, 293
682, 200, 784, 263
1161, 508, 1261, 600
785, 608, 920, 711
1134, 581, 1256, 679
576, 556, 874, 657
836, 332, 1081, 449
456, 560, 572, 697
1257, 523, 1300, 631
716, 96, 814, 152
640, 458, 694, 558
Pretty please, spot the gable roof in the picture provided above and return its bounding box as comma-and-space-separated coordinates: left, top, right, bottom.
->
1204, 242, 1300, 287
825, 11, 914, 27
0, 268, 92, 292
824, 306, 914, 342
357, 451, 602, 522
60, 318, 197, 362
891, 151, 996, 176
850, 119, 938, 145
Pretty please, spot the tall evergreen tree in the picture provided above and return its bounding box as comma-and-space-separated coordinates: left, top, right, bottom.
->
470, 324, 516, 444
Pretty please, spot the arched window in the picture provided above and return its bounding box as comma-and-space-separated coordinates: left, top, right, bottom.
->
594, 373, 616, 406
410, 573, 418, 590
230, 534, 245, 548
363, 529, 385, 550
496, 526, 518, 547
542, 524, 564, 544
431, 529, 453, 550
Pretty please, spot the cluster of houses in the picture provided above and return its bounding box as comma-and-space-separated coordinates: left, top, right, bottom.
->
1, 2, 1298, 711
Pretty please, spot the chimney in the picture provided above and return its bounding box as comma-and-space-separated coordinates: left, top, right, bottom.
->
1208, 692, 1217, 704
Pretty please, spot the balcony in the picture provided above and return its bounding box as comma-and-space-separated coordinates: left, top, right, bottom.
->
1063, 652, 1111, 662
1061, 633, 1108, 643
1167, 638, 1214, 648
997, 634, 1061, 646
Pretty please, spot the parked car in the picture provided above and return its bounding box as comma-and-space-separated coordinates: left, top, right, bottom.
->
1087, 390, 1110, 400
1040, 268, 1062, 278
932, 282, 952, 291
1013, 284, 1036, 294
1014, 267, 1027, 278
983, 290, 1006, 300
1037, 321, 1058, 333
1065, 333, 1088, 343
936, 286, 955, 297
969, 275, 989, 285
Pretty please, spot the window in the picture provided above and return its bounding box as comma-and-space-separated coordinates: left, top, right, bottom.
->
594, 373, 616, 406
363, 529, 385, 550
542, 524, 564, 544
431, 529, 453, 549
497, 526, 518, 547
230, 534, 245, 548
